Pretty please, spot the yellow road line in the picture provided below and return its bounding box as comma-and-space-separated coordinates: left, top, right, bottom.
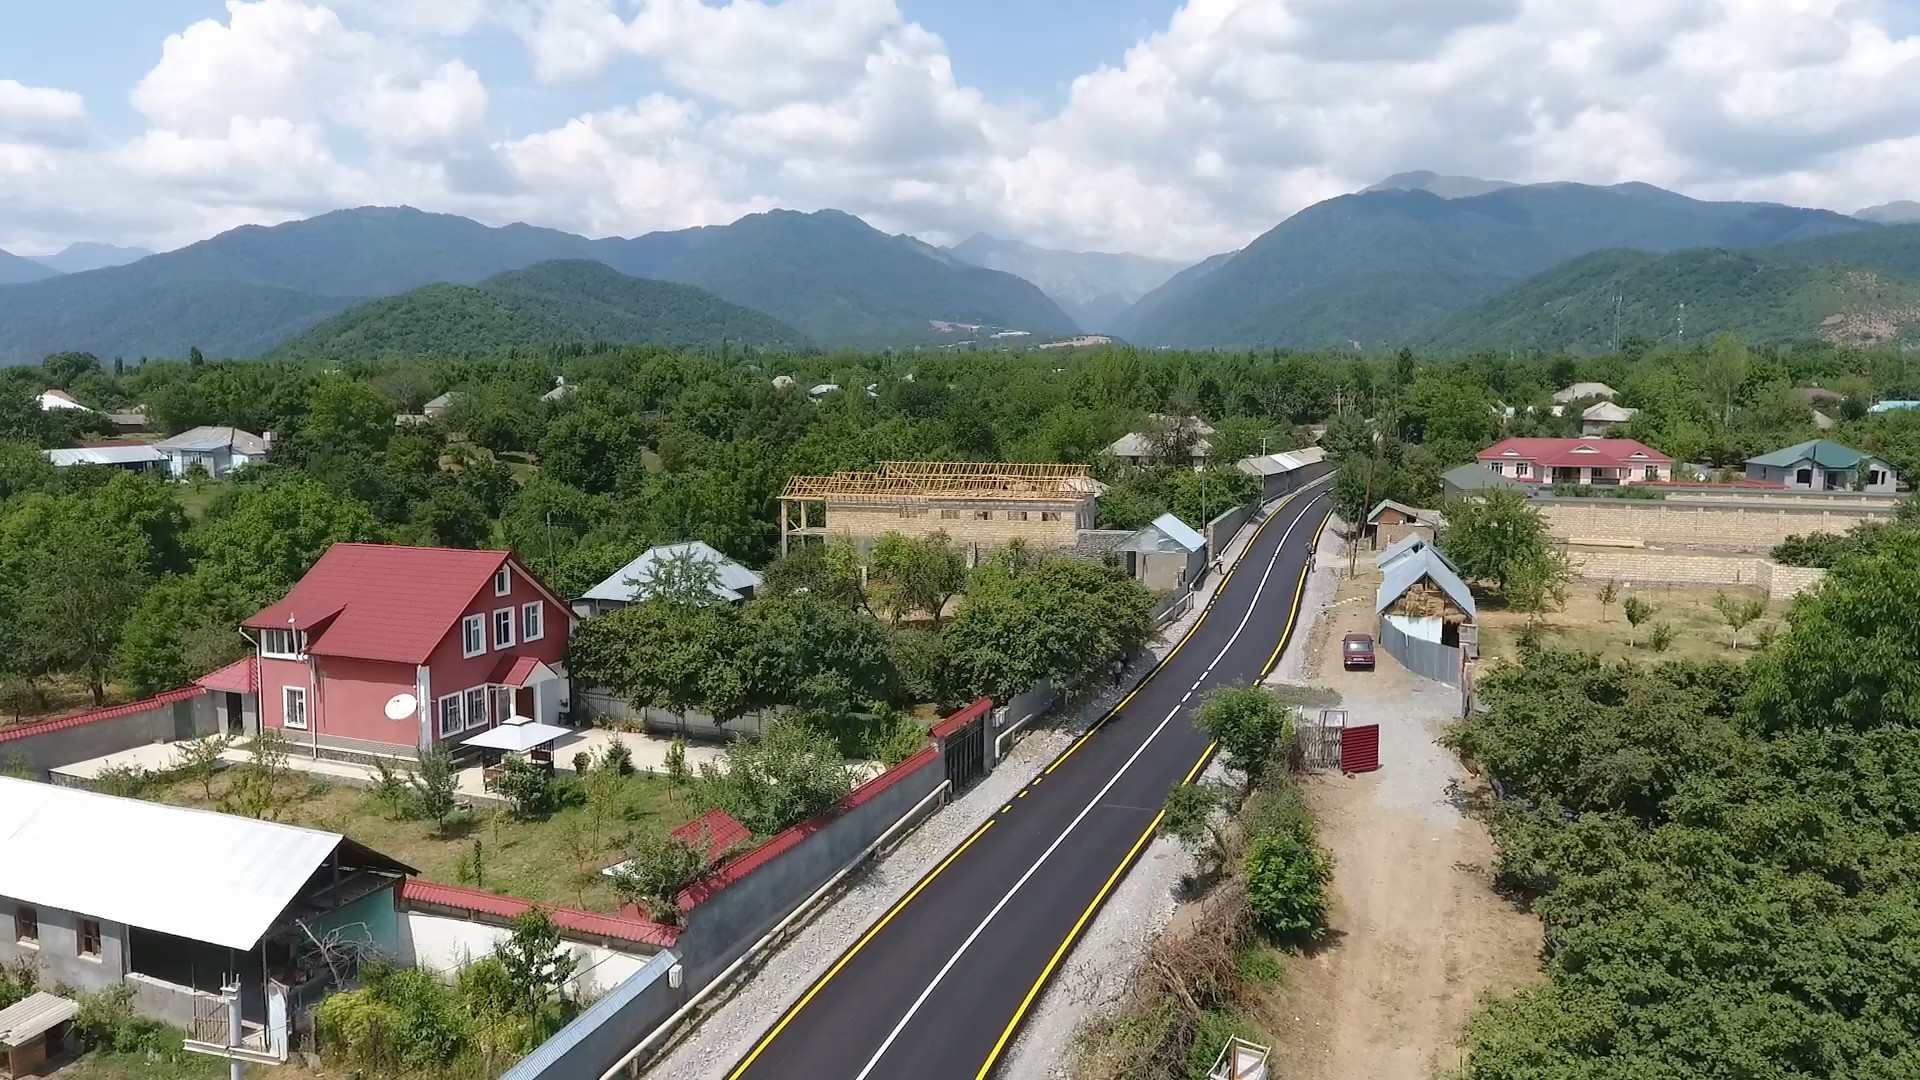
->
971, 740, 1218, 1079
724, 819, 996, 1079
973, 498, 1330, 1079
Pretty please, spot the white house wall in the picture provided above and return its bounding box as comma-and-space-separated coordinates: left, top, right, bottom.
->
397, 913, 648, 998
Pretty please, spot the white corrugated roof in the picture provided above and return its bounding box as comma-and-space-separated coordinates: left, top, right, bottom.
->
1150, 512, 1205, 553
0, 777, 361, 951
152, 425, 268, 455
581, 541, 763, 604
0, 992, 77, 1045
44, 445, 167, 467
1114, 512, 1206, 555
1376, 546, 1477, 620
1237, 446, 1326, 476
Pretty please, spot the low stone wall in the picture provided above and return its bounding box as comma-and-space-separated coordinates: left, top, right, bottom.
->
1566, 549, 1828, 599
1540, 498, 1890, 551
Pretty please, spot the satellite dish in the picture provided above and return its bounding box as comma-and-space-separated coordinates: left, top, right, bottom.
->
384, 693, 418, 721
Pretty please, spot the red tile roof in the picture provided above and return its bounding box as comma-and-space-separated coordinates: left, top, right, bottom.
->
672, 809, 752, 867
676, 744, 940, 911
194, 657, 257, 694
1477, 437, 1672, 468
397, 878, 679, 948
244, 544, 542, 665
0, 686, 203, 745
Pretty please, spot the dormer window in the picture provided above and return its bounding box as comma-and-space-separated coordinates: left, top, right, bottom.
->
261, 628, 302, 659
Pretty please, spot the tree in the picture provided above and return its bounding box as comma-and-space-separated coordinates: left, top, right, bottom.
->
631, 547, 724, 606
40, 351, 101, 389
1439, 491, 1554, 596
1710, 591, 1766, 650
413, 484, 491, 549
297, 376, 395, 460
224, 729, 292, 820
664, 737, 690, 800
370, 368, 435, 414
945, 551, 1155, 702
867, 531, 967, 627
567, 599, 753, 722
696, 718, 853, 835
1622, 596, 1654, 647
609, 835, 707, 923
1193, 686, 1293, 786
1595, 579, 1619, 622
1244, 827, 1332, 942
114, 574, 249, 696
1161, 783, 1229, 873
494, 909, 577, 1013
1701, 332, 1751, 432
171, 734, 232, 801
407, 746, 460, 829
1503, 545, 1572, 626
192, 478, 381, 606
4, 497, 150, 703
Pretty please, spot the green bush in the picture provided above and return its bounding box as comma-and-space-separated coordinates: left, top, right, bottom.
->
609, 834, 707, 922
1243, 828, 1332, 942
72, 986, 182, 1057
494, 757, 555, 818
598, 740, 634, 776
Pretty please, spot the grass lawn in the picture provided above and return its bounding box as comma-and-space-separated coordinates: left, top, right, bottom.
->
148, 767, 691, 913
172, 479, 229, 520
1477, 581, 1788, 666
54, 1053, 317, 1080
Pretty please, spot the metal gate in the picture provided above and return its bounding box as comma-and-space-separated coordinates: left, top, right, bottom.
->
943, 715, 986, 792
1340, 724, 1381, 773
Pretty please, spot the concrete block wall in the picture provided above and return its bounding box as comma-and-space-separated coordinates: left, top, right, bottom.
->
825, 506, 1082, 554
1540, 500, 1888, 550
1565, 550, 1829, 600
0, 692, 216, 778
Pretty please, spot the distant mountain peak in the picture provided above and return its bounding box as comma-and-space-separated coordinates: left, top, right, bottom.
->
1856, 200, 1920, 224
1363, 170, 1517, 199
32, 241, 153, 274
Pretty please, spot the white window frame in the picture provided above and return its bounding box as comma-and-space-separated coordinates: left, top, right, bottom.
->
282, 686, 308, 731
494, 566, 511, 596
462, 613, 486, 658
1488, 462, 1503, 475
493, 608, 515, 650
1514, 461, 1530, 476
465, 686, 490, 731
438, 692, 463, 738
521, 601, 543, 643
261, 628, 302, 659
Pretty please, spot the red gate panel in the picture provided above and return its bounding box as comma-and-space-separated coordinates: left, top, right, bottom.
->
1341, 724, 1381, 773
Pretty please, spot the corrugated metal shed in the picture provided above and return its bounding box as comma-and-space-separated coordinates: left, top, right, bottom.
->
1376, 546, 1476, 620
581, 541, 763, 605
1374, 534, 1459, 575
0, 992, 77, 1045
1114, 513, 1205, 555
0, 777, 410, 951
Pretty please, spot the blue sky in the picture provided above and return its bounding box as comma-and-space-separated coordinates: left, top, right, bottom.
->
3, 1, 1920, 258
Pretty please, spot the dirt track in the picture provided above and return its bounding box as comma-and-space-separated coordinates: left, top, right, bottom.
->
1262, 541, 1540, 1080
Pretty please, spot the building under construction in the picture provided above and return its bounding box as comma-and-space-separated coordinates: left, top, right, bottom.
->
779, 461, 1103, 559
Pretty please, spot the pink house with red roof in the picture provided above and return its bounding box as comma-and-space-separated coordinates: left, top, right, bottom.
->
1475, 437, 1673, 487
234, 544, 575, 759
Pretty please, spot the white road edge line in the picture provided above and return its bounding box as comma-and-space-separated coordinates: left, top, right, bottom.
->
847, 490, 1327, 1080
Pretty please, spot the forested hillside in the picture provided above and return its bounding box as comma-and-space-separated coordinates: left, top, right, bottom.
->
280, 261, 810, 359
946, 233, 1186, 330
1427, 248, 1920, 352
1115, 182, 1870, 349
0, 248, 60, 285
0, 206, 1077, 363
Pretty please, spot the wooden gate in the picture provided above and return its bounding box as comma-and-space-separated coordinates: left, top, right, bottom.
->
1340, 724, 1381, 773
1299, 709, 1345, 770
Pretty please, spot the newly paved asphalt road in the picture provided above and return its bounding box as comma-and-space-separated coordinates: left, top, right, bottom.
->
727, 482, 1333, 1080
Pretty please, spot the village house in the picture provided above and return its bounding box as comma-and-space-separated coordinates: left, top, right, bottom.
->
43, 444, 168, 474
1475, 437, 1673, 487
1363, 499, 1441, 549
1552, 381, 1618, 404
1579, 401, 1639, 436
152, 426, 270, 480
233, 544, 575, 761
1110, 512, 1207, 592
1744, 439, 1899, 493
574, 541, 763, 617
778, 461, 1102, 560
1107, 415, 1215, 467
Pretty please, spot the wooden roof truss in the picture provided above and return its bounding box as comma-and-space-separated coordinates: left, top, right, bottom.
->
781, 461, 1098, 505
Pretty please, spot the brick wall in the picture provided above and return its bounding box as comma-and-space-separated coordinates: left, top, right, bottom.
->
1565, 549, 1828, 600
1541, 500, 1889, 550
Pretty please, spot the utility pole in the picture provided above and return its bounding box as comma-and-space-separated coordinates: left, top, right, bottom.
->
543, 511, 556, 579
1346, 453, 1376, 581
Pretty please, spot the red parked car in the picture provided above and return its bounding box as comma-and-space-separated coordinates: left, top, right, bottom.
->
1342, 633, 1375, 670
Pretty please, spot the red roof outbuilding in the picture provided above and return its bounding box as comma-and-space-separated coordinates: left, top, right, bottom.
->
242, 544, 568, 666
194, 656, 258, 695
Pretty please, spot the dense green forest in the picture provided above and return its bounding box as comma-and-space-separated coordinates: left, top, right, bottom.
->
1452, 504, 1920, 1079
3, 334, 1917, 719
280, 261, 810, 360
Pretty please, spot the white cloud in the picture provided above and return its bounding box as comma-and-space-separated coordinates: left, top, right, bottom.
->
11, 0, 1920, 261
0, 80, 87, 144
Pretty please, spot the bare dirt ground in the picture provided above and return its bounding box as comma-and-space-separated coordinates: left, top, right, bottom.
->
1262, 528, 1541, 1080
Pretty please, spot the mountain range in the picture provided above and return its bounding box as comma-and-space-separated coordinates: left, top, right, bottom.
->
943, 234, 1186, 330
7, 174, 1920, 364
1114, 181, 1875, 349
280, 261, 809, 359
0, 207, 1075, 363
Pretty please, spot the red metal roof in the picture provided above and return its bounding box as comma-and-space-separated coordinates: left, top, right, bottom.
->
244, 544, 537, 665
677, 744, 940, 911
194, 657, 257, 695
488, 655, 546, 687
672, 809, 752, 867
0, 686, 202, 746
1477, 437, 1672, 468
397, 878, 679, 948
